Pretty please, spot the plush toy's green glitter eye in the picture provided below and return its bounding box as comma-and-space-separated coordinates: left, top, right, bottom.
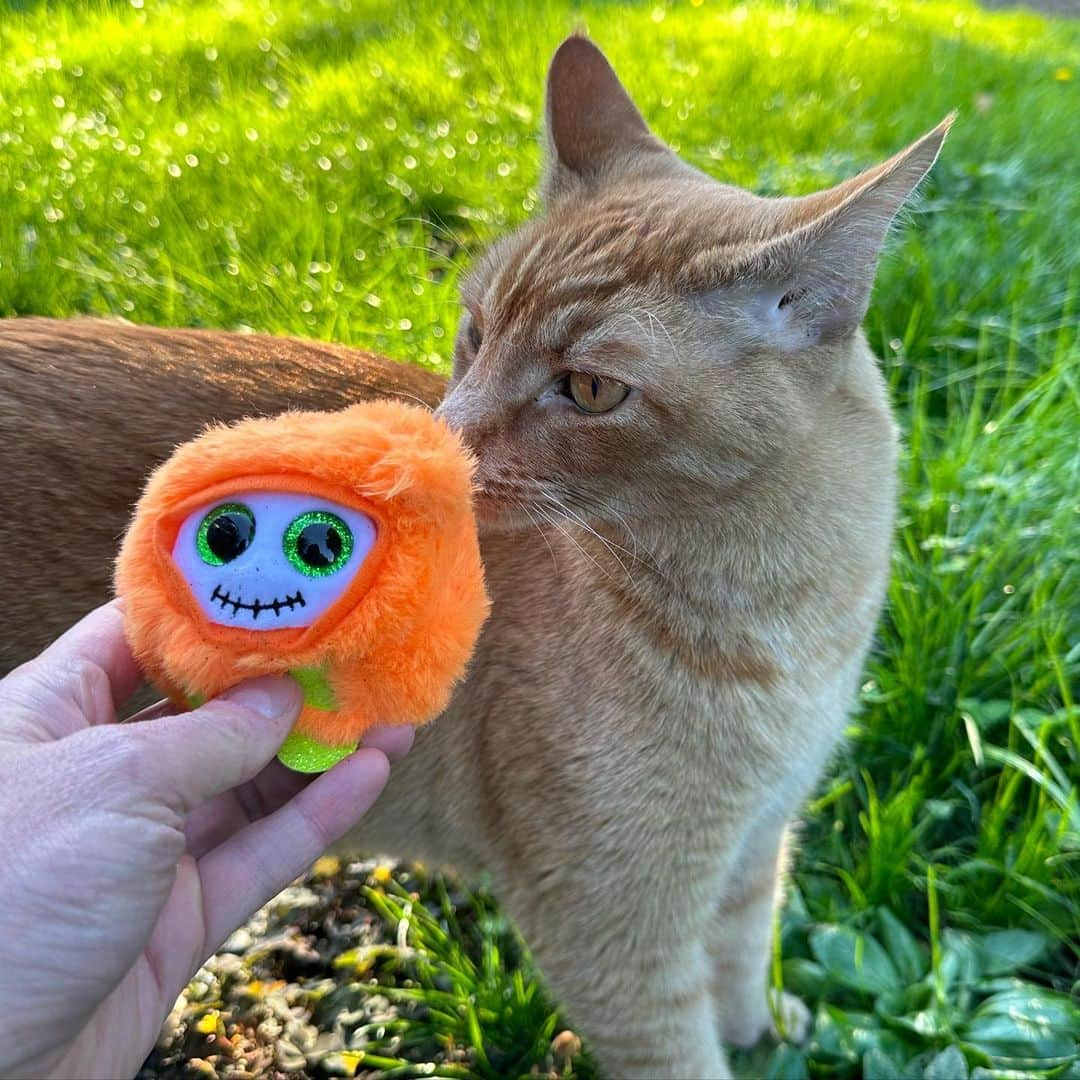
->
196, 503, 255, 566
284, 511, 353, 577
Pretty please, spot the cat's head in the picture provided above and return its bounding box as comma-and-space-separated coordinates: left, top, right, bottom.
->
437, 36, 950, 533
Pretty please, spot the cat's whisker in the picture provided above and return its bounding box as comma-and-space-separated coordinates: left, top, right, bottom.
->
382, 389, 436, 411
569, 496, 652, 570
531, 498, 637, 590
553, 484, 669, 581
637, 306, 679, 363
514, 496, 560, 572
395, 241, 473, 276
538, 491, 640, 587
532, 504, 619, 586
519, 471, 639, 573
614, 309, 655, 354
617, 307, 678, 365
396, 212, 477, 259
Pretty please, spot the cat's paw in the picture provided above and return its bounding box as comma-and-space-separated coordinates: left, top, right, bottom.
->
769, 989, 811, 1045
720, 989, 811, 1048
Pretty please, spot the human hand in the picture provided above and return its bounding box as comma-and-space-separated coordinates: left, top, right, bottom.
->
0, 600, 411, 1079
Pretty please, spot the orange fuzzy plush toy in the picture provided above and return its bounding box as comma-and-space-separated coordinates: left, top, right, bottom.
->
115, 401, 489, 772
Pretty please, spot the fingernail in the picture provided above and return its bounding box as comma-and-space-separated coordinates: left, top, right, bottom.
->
221, 676, 301, 720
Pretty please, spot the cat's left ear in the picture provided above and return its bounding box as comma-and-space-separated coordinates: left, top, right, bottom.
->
735, 115, 955, 348
542, 35, 683, 202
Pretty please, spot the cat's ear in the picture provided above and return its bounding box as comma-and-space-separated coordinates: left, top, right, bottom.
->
739, 115, 955, 348
542, 35, 678, 202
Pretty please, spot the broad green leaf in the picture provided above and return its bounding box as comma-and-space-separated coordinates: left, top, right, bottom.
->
810, 1005, 906, 1066
973, 985, 1079, 1030
879, 908, 928, 984
924, 1045, 969, 1080
782, 958, 829, 1000
876, 983, 936, 1023
864, 1046, 906, 1079
975, 929, 1050, 976
962, 1005, 1077, 1061
856, 1026, 911, 1061
764, 1045, 810, 1080
881, 1006, 955, 1040
940, 929, 983, 991
876, 981, 961, 1041
810, 925, 902, 997
809, 1005, 864, 1063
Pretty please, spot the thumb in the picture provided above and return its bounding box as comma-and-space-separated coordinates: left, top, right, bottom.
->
125, 677, 304, 811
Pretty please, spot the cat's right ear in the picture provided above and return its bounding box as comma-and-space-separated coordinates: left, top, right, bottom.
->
542, 35, 678, 202
694, 116, 954, 350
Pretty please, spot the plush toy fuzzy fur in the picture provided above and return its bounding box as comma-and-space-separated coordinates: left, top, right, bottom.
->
115, 400, 489, 746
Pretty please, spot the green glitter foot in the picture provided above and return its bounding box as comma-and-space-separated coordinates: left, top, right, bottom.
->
277, 729, 357, 773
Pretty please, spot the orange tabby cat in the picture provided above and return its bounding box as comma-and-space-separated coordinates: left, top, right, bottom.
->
0, 35, 949, 1079
346, 37, 950, 1078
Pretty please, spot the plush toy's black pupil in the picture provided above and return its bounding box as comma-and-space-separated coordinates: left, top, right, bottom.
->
207, 512, 253, 562
296, 523, 342, 568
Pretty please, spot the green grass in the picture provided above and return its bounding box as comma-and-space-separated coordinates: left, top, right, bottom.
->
3, 0, 1078, 1076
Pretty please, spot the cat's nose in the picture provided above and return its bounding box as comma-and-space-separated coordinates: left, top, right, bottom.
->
433, 396, 466, 438
434, 384, 496, 451
432, 395, 460, 430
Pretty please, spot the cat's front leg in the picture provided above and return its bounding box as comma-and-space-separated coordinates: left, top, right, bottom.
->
501, 857, 732, 1079
707, 818, 811, 1048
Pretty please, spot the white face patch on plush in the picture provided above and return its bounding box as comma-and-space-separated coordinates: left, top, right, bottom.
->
172, 491, 377, 630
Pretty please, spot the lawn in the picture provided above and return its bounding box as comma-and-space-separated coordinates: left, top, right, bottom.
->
1, 0, 1078, 1076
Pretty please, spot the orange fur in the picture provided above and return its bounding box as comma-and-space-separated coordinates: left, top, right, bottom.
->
114, 401, 490, 744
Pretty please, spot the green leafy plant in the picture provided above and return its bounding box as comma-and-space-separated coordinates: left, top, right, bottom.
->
759, 900, 1079, 1079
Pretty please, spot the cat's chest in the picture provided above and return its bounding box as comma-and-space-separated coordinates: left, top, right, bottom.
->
485, 540, 779, 684
475, 537, 854, 777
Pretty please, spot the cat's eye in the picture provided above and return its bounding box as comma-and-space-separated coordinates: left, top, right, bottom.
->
197, 503, 255, 566
284, 510, 354, 577
567, 371, 631, 414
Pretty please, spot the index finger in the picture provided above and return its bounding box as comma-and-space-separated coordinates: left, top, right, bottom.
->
0, 600, 144, 738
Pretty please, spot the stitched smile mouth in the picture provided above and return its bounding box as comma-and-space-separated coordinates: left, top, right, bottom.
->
211, 584, 306, 620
